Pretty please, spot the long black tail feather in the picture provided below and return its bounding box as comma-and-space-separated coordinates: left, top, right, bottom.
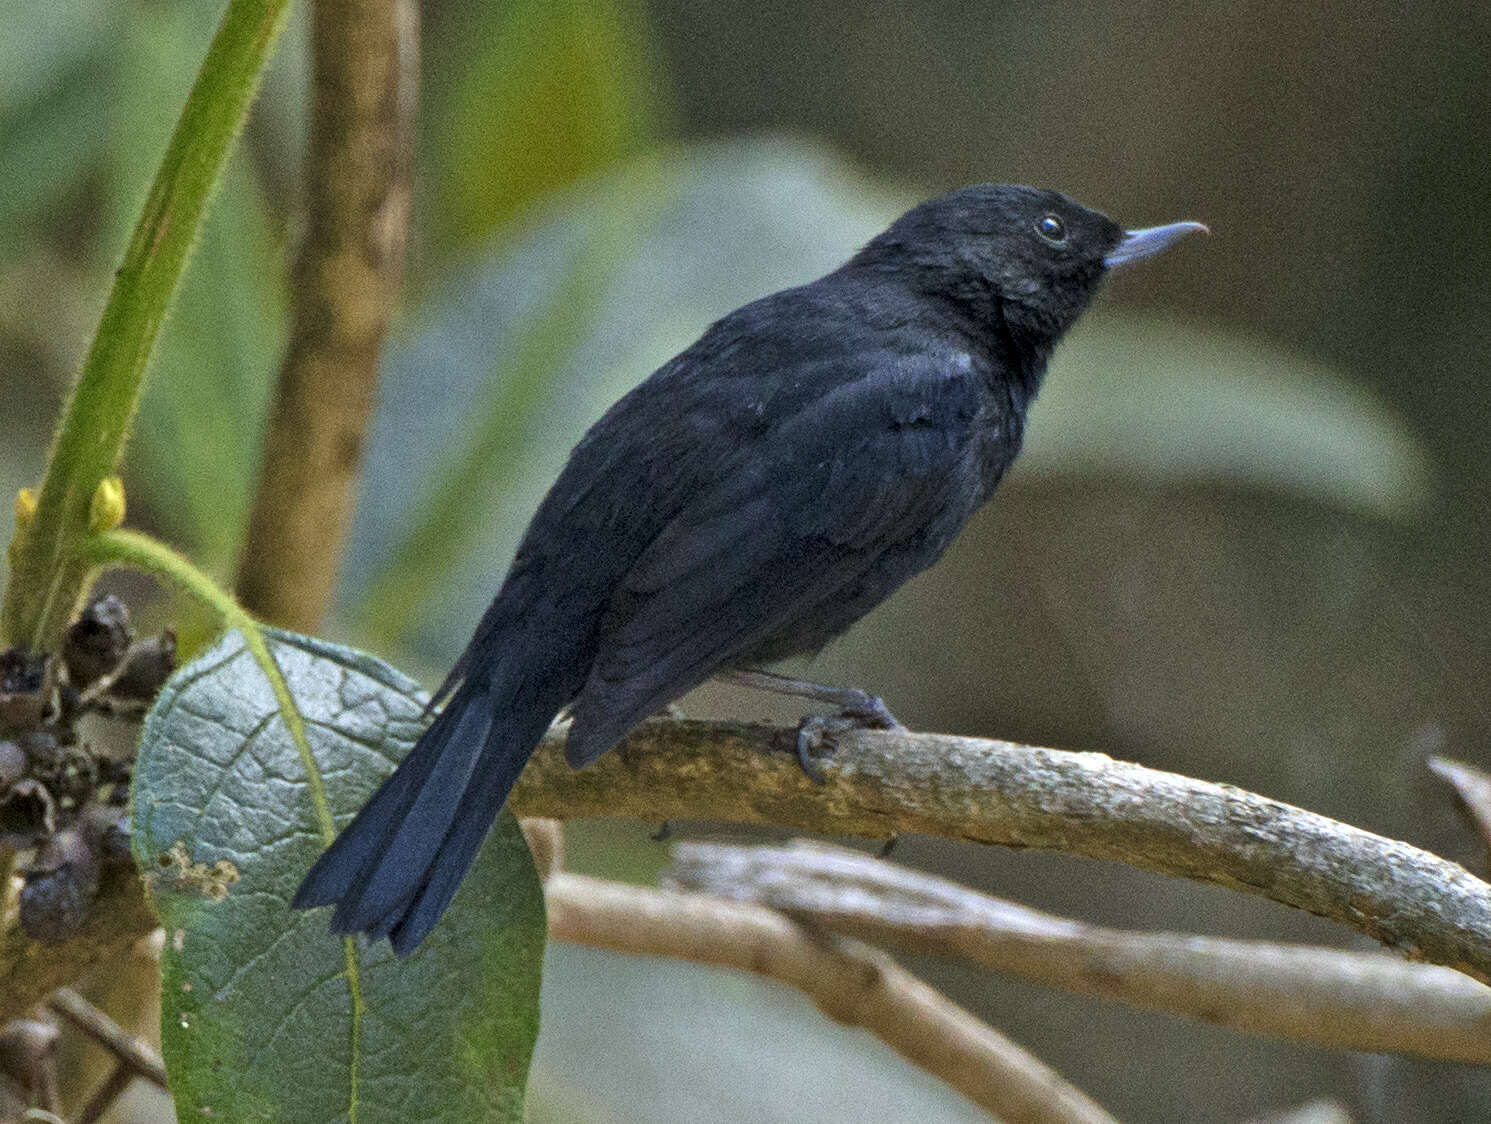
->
291, 679, 548, 955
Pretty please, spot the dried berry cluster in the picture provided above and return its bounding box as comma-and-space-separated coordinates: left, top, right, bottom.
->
0, 597, 174, 943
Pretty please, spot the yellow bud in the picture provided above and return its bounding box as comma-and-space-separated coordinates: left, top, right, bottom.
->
13, 487, 36, 529
9, 489, 37, 564
89, 476, 127, 534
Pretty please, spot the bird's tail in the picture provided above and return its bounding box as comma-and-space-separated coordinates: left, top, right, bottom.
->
292, 677, 555, 955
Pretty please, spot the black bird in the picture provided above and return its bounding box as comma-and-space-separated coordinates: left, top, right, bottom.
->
293, 184, 1205, 954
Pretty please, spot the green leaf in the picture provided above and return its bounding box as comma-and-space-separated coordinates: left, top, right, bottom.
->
132, 628, 545, 1124
425, 0, 666, 257
1028, 312, 1433, 519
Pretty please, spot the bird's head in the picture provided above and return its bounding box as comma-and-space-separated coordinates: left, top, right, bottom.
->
852, 184, 1206, 347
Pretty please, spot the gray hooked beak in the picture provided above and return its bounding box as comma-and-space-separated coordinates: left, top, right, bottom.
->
1104, 221, 1209, 268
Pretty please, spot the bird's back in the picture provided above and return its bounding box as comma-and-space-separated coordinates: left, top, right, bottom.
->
530, 271, 1029, 762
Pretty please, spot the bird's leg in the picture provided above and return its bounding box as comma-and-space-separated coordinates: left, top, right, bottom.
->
720, 668, 898, 716
718, 668, 903, 783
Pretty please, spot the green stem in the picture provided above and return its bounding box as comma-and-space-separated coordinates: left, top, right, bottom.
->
83, 529, 334, 841
84, 529, 242, 628
0, 0, 290, 654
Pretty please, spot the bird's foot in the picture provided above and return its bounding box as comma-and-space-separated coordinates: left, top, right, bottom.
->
794, 690, 902, 784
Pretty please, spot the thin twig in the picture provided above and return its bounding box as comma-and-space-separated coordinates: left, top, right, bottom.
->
72, 1064, 134, 1124
508, 718, 1491, 983
1429, 756, 1491, 863
236, 0, 417, 630
46, 988, 168, 1089
667, 840, 1491, 1064
544, 872, 1117, 1124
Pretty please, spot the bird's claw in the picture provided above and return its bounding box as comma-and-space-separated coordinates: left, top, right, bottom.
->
793, 692, 902, 784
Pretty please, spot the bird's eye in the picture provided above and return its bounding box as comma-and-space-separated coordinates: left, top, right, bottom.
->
1035, 214, 1067, 244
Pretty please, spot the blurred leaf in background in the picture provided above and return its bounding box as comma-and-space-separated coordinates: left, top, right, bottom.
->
423, 0, 669, 260
0, 0, 670, 581
356, 153, 676, 647
0, 0, 120, 261
0, 0, 122, 379
1028, 312, 1433, 519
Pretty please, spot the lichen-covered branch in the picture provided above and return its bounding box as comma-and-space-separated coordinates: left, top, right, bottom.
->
508, 717, 1491, 984
5, 713, 1490, 1046
545, 872, 1117, 1124
667, 839, 1491, 1064
236, 0, 417, 631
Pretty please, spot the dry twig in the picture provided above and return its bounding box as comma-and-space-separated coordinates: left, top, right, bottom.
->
667, 840, 1491, 1064
545, 872, 1116, 1124
48, 987, 168, 1088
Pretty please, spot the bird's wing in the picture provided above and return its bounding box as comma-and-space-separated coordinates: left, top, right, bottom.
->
565, 349, 990, 764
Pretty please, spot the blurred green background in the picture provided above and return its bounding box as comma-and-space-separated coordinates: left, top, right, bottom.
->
2, 0, 1488, 1120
